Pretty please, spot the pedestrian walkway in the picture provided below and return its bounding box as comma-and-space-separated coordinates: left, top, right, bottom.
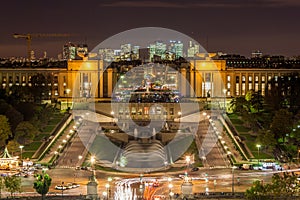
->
39, 119, 75, 164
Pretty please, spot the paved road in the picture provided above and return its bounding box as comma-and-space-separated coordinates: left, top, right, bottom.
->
16, 167, 297, 198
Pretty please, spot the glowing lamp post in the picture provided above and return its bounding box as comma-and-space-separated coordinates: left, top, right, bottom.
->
19, 145, 24, 161
185, 156, 191, 169
256, 144, 261, 164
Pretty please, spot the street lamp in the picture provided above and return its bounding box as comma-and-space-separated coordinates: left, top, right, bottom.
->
256, 144, 261, 164
90, 155, 96, 178
232, 166, 237, 195
185, 156, 191, 169
19, 145, 24, 161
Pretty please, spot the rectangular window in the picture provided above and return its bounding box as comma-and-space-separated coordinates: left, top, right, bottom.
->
227, 82, 231, 89
262, 76, 265, 82
242, 83, 246, 95
236, 76, 240, 83
268, 75, 272, 81
227, 75, 230, 81
156, 106, 162, 114
249, 76, 252, 82
249, 83, 253, 90
236, 83, 239, 95
255, 75, 259, 82
255, 83, 259, 91
262, 83, 265, 95
144, 107, 149, 115
131, 107, 136, 115
242, 75, 246, 82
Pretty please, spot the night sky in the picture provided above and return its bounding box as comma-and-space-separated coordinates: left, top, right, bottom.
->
0, 0, 299, 58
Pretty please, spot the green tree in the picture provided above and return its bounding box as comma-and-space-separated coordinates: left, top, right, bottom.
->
0, 177, 4, 199
250, 90, 264, 112
270, 109, 293, 142
4, 176, 22, 198
256, 130, 276, 151
33, 172, 52, 200
245, 180, 268, 199
15, 121, 39, 145
6, 140, 20, 157
0, 115, 12, 146
245, 172, 300, 199
230, 96, 249, 113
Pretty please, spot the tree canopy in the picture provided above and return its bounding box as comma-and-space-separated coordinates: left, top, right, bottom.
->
0, 115, 12, 146
245, 172, 300, 199
33, 172, 52, 200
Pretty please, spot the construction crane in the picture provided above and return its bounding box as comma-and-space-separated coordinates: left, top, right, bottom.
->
13, 33, 71, 60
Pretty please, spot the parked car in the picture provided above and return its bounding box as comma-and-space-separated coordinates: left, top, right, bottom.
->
55, 185, 67, 190
71, 183, 80, 188
191, 167, 199, 172
66, 183, 73, 189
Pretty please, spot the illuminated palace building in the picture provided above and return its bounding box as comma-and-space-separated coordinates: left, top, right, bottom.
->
0, 53, 300, 104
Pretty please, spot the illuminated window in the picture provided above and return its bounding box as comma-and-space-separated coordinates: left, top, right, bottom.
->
242, 75, 246, 82
236, 83, 239, 95
262, 83, 265, 95
249, 83, 252, 90
227, 82, 231, 89
242, 83, 246, 95
227, 75, 230, 81
137, 108, 142, 115
262, 76, 265, 82
249, 76, 252, 82
144, 107, 149, 115
255, 76, 259, 82
255, 83, 259, 91
131, 107, 136, 115
268, 75, 272, 81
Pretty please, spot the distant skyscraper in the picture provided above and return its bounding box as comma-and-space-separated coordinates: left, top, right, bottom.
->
132, 45, 140, 59
187, 41, 200, 58
98, 48, 115, 62
169, 40, 183, 59
149, 41, 167, 60
121, 44, 131, 54
63, 42, 76, 60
